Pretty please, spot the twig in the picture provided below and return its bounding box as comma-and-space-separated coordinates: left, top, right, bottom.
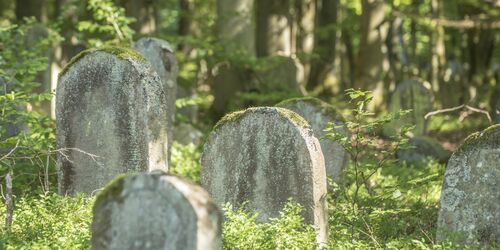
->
424, 104, 492, 123
0, 140, 20, 161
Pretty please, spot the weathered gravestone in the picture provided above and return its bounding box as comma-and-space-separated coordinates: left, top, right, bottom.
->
383, 79, 432, 137
437, 124, 500, 245
56, 46, 169, 196
277, 97, 349, 183
396, 136, 450, 163
173, 123, 203, 146
201, 107, 328, 244
134, 37, 178, 164
92, 171, 222, 250
0, 77, 24, 154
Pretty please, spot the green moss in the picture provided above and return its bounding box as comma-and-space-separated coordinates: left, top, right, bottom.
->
212, 107, 310, 132
58, 46, 146, 77
276, 107, 310, 128
93, 173, 132, 211
458, 124, 500, 153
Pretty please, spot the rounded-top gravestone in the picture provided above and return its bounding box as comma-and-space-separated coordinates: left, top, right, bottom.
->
437, 124, 500, 245
134, 37, 178, 164
277, 97, 349, 183
92, 171, 222, 250
396, 136, 450, 163
201, 107, 328, 244
56, 46, 169, 196
383, 79, 432, 137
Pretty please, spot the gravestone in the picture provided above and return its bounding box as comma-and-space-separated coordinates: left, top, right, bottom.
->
383, 79, 432, 137
201, 107, 328, 244
92, 171, 222, 250
0, 77, 24, 154
255, 56, 302, 92
437, 124, 500, 245
396, 136, 450, 163
277, 97, 349, 183
56, 46, 169, 196
173, 123, 203, 146
134, 37, 178, 164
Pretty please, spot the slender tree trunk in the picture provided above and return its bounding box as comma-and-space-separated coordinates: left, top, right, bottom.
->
355, 0, 389, 110
255, 0, 293, 57
178, 0, 196, 54
307, 0, 338, 94
430, 0, 445, 93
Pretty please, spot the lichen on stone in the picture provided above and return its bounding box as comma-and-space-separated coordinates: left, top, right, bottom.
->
59, 46, 146, 77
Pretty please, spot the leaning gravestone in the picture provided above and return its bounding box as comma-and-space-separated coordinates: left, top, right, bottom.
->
92, 171, 222, 250
383, 79, 432, 137
56, 46, 169, 196
437, 124, 500, 245
396, 136, 450, 163
201, 107, 328, 244
277, 97, 349, 183
134, 37, 178, 164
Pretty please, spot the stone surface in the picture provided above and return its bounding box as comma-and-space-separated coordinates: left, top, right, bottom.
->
277, 97, 349, 183
383, 79, 433, 137
173, 123, 204, 146
0, 77, 23, 153
201, 107, 328, 244
134, 37, 178, 164
92, 171, 222, 250
56, 47, 169, 196
437, 124, 500, 245
396, 136, 450, 163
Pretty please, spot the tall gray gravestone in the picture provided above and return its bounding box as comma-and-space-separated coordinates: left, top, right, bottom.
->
383, 79, 432, 137
201, 107, 328, 244
277, 97, 349, 183
437, 124, 500, 245
56, 47, 169, 196
92, 171, 222, 250
134, 37, 178, 164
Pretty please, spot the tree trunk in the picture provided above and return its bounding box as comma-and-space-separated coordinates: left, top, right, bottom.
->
212, 0, 255, 118
295, 0, 316, 85
355, 0, 389, 110
178, 0, 196, 54
255, 0, 292, 57
16, 0, 46, 22
307, 0, 338, 94
121, 0, 156, 34
430, 0, 446, 93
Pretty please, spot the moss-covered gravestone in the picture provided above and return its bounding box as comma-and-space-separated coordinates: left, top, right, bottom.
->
92, 171, 222, 250
201, 107, 328, 244
383, 79, 432, 137
396, 136, 449, 163
437, 124, 500, 245
134, 37, 178, 164
277, 97, 349, 183
56, 46, 169, 196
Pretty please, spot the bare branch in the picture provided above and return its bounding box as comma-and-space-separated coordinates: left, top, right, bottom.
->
424, 104, 492, 123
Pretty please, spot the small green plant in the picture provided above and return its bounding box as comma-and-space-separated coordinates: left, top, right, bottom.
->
222, 199, 317, 250
170, 142, 202, 183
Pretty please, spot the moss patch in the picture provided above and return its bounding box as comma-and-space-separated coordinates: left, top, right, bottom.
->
212, 107, 310, 132
457, 124, 500, 154
93, 173, 132, 211
59, 46, 146, 77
